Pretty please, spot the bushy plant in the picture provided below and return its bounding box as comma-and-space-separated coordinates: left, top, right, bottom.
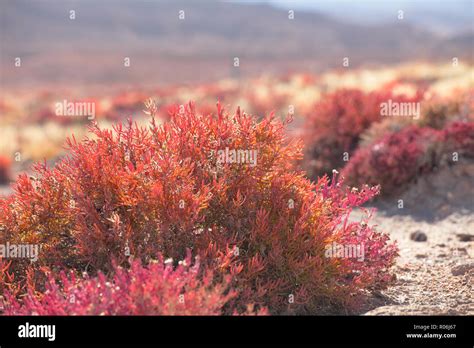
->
342, 126, 438, 195
303, 88, 423, 178
342, 122, 474, 196
2, 253, 242, 315
418, 90, 473, 129
0, 101, 397, 314
441, 121, 474, 159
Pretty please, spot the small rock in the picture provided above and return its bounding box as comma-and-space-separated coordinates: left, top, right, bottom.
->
398, 276, 413, 284
451, 263, 474, 276
398, 265, 411, 272
416, 254, 427, 259
410, 230, 427, 242
457, 234, 474, 242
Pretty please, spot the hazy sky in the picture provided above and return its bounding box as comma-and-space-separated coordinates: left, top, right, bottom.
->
247, 0, 472, 17
234, 0, 473, 34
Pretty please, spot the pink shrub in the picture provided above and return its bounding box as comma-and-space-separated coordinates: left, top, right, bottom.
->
303, 88, 423, 178
342, 122, 474, 196
441, 121, 474, 158
2, 253, 246, 315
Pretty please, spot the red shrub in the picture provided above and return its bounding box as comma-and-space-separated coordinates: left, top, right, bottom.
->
0, 101, 397, 314
2, 253, 242, 315
303, 88, 423, 178
0, 155, 11, 184
441, 121, 474, 158
342, 121, 474, 196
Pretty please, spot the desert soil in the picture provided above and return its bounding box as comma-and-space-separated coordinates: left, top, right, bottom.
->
361, 161, 474, 315
362, 212, 473, 315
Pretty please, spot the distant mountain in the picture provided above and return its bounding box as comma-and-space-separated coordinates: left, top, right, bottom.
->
0, 0, 472, 88
266, 0, 473, 36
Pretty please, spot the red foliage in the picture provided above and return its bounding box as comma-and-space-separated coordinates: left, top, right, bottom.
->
342, 122, 474, 196
0, 101, 397, 314
303, 88, 423, 178
2, 253, 243, 315
441, 121, 474, 158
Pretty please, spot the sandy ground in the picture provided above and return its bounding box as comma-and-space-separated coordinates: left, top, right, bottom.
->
361, 161, 474, 315
362, 212, 473, 315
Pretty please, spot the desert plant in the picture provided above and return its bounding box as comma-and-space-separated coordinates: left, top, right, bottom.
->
441, 121, 474, 159
341, 122, 474, 196
418, 90, 473, 129
0, 101, 397, 314
303, 88, 423, 178
1, 253, 245, 315
341, 126, 440, 196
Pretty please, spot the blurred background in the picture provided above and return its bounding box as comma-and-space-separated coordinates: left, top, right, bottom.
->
1, 0, 472, 87
0, 0, 472, 190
